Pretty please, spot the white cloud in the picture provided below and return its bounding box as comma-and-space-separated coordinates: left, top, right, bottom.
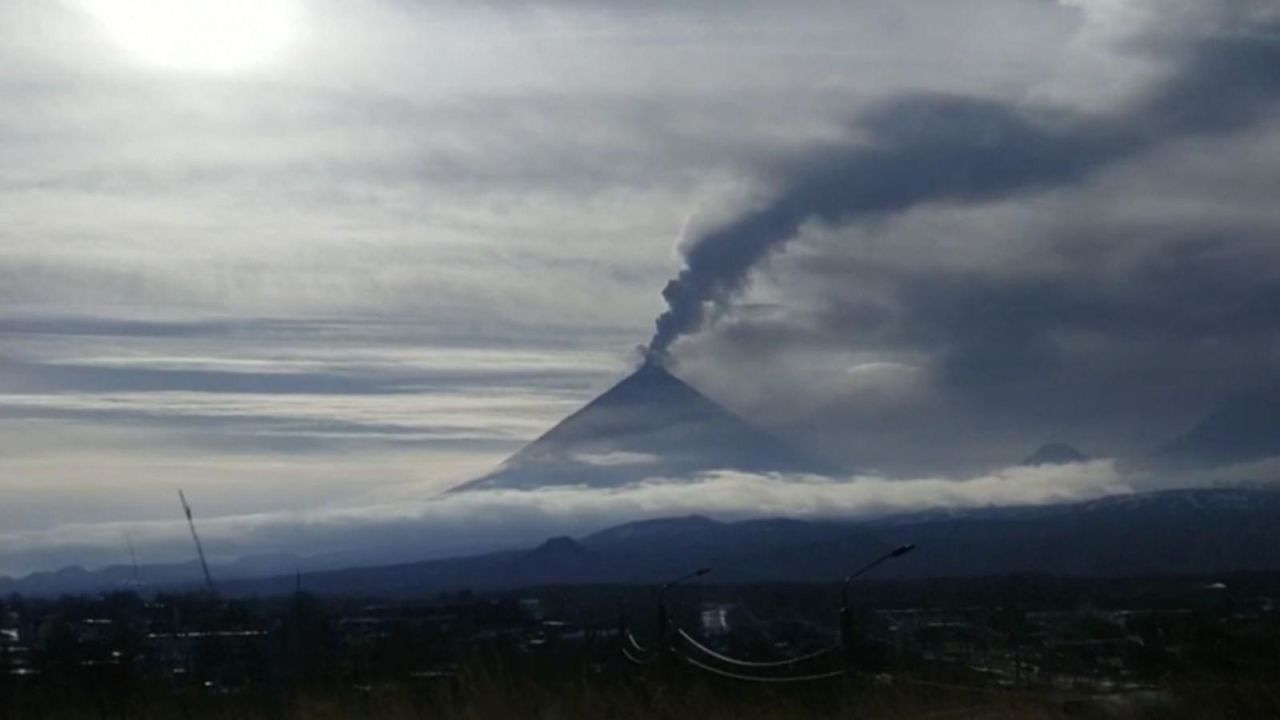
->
0, 460, 1135, 576
572, 451, 661, 467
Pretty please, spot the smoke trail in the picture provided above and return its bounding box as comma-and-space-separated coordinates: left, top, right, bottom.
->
647, 24, 1280, 357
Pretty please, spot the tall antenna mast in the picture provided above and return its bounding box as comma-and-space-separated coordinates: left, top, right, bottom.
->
125, 532, 142, 588
178, 490, 216, 594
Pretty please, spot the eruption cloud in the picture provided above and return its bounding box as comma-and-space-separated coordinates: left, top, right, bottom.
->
647, 24, 1280, 357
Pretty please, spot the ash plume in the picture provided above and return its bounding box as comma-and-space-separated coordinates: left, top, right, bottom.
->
647, 22, 1280, 357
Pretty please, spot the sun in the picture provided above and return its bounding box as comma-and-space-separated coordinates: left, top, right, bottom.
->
80, 0, 300, 74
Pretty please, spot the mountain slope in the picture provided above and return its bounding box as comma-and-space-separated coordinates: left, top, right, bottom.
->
452, 362, 828, 491
1157, 384, 1280, 466
10, 487, 1280, 597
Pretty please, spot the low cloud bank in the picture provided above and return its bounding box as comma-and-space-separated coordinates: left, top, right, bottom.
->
9, 456, 1279, 578
1, 460, 1139, 576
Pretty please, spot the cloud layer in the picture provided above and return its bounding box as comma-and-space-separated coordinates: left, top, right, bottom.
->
1, 461, 1137, 577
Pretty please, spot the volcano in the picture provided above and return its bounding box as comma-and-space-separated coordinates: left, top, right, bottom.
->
452, 362, 828, 491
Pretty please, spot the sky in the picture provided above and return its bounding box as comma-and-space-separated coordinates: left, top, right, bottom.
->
2, 0, 1278, 576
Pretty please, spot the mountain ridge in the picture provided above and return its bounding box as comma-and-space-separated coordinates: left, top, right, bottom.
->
10, 486, 1280, 597
223, 486, 1280, 596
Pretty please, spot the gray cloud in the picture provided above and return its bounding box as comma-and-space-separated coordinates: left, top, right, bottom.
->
0, 318, 615, 450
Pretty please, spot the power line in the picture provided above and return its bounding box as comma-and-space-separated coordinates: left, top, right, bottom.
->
675, 628, 840, 670
675, 652, 846, 683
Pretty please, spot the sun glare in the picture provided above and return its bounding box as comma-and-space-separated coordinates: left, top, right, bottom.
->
80, 0, 299, 73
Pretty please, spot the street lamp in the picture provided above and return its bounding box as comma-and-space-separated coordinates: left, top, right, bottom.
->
657, 567, 712, 644
661, 567, 713, 594
840, 544, 914, 667
842, 544, 915, 606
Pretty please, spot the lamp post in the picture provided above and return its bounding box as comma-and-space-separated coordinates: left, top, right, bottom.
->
657, 567, 711, 646
660, 567, 713, 596
841, 544, 915, 607
840, 544, 915, 667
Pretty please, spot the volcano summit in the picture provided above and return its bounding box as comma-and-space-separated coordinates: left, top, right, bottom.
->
452, 362, 827, 491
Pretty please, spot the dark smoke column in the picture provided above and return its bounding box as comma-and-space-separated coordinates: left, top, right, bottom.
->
646, 25, 1280, 358
650, 200, 803, 359
646, 95, 1096, 359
